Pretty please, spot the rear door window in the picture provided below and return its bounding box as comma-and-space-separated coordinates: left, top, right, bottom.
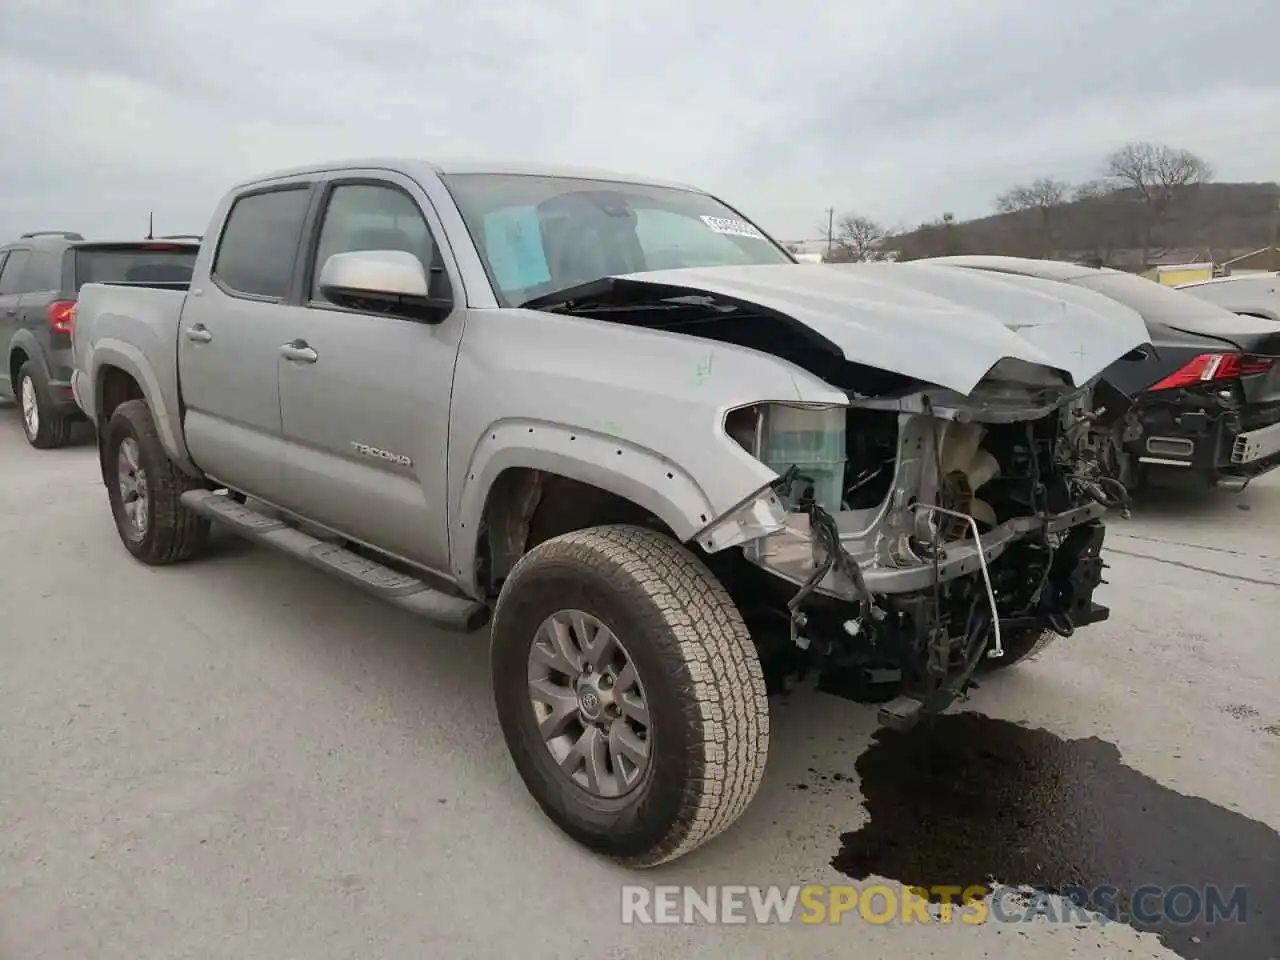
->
18, 250, 62, 293
212, 186, 312, 299
74, 245, 198, 289
0, 250, 31, 295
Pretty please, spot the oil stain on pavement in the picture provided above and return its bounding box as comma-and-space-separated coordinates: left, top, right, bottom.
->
830, 712, 1278, 960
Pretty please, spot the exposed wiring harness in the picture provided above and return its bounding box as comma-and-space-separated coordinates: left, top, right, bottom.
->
1062, 406, 1133, 518
1069, 472, 1131, 516
773, 466, 882, 646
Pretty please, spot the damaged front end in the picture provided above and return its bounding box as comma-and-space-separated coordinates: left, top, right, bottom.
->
702, 367, 1127, 730
521, 262, 1148, 729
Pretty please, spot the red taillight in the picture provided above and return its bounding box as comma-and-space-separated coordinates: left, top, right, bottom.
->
48, 299, 76, 336
1148, 353, 1243, 391
1240, 355, 1276, 377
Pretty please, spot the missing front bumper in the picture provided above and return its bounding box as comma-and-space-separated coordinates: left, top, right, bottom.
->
745, 500, 1108, 601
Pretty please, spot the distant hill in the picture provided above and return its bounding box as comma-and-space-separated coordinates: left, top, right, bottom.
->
888, 181, 1280, 269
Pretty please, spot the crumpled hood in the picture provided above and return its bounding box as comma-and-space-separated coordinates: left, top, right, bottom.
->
608, 261, 1150, 396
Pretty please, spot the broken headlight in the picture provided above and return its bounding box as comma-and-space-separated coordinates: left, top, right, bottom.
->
724, 402, 849, 514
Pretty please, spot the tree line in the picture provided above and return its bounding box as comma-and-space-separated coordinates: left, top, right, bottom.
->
819, 141, 1227, 269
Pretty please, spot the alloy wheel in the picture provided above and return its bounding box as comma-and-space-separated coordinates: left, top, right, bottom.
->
527, 609, 652, 798
19, 376, 38, 439
116, 437, 149, 540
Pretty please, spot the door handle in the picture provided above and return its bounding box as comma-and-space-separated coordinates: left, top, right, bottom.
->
279, 340, 318, 364
185, 324, 213, 343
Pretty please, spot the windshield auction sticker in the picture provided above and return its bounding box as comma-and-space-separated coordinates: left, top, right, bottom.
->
700, 215, 766, 240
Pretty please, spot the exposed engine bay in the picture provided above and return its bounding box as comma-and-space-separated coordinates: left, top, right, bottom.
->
713, 389, 1128, 729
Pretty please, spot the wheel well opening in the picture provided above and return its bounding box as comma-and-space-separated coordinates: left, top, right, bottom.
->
98, 366, 144, 424
477, 468, 672, 597
9, 348, 29, 388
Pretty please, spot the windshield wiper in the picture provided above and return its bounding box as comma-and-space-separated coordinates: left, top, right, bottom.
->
517, 277, 619, 311
518, 279, 741, 317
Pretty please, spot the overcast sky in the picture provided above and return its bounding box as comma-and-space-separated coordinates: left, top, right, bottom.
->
3, 0, 1278, 243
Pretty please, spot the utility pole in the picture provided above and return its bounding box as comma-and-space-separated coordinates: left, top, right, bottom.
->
147, 212, 154, 240
1271, 193, 1279, 273
825, 207, 835, 258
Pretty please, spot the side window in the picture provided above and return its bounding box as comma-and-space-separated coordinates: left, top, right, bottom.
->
310, 183, 438, 302
212, 187, 311, 299
0, 250, 31, 295
18, 251, 61, 293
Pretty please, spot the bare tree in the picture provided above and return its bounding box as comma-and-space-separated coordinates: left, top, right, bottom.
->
1104, 141, 1214, 266
994, 177, 1071, 257
827, 214, 887, 262
1073, 179, 1120, 202
1065, 179, 1127, 265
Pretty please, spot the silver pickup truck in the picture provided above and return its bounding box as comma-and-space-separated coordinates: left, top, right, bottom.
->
72, 158, 1148, 866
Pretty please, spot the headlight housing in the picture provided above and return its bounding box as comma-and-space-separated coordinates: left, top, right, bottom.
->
724, 402, 848, 513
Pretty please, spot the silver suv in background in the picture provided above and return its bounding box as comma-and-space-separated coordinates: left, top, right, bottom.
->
0, 231, 198, 448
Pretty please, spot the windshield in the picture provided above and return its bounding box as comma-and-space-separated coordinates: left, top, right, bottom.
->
439, 173, 794, 306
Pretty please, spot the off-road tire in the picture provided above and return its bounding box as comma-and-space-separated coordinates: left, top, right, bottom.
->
976, 627, 1057, 671
104, 399, 210, 565
491, 524, 770, 867
17, 361, 75, 449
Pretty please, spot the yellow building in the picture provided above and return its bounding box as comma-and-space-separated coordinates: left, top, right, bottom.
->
1143, 263, 1216, 286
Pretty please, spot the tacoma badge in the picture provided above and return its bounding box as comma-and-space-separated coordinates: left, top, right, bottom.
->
350, 441, 413, 467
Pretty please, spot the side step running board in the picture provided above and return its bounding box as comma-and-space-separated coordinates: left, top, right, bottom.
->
180, 490, 490, 633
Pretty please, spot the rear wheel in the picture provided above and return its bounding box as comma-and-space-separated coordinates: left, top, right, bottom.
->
17, 361, 74, 449
491, 524, 769, 867
104, 399, 210, 565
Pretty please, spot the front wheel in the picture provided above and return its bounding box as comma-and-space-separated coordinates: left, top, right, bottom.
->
491, 524, 770, 867
104, 399, 210, 565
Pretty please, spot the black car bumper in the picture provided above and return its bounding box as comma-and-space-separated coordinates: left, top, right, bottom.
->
1131, 398, 1280, 486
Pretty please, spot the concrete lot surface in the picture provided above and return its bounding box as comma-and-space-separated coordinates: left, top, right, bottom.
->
1, 399, 1276, 959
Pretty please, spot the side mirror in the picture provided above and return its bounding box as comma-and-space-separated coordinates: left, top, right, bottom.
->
317, 250, 453, 322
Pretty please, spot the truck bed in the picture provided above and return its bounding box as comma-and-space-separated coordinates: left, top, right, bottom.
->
71, 282, 190, 459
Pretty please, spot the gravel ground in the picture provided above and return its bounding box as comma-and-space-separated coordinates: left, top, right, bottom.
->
1, 399, 1276, 960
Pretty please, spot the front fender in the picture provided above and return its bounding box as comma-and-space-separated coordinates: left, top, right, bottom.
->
450, 419, 728, 591
87, 339, 197, 474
